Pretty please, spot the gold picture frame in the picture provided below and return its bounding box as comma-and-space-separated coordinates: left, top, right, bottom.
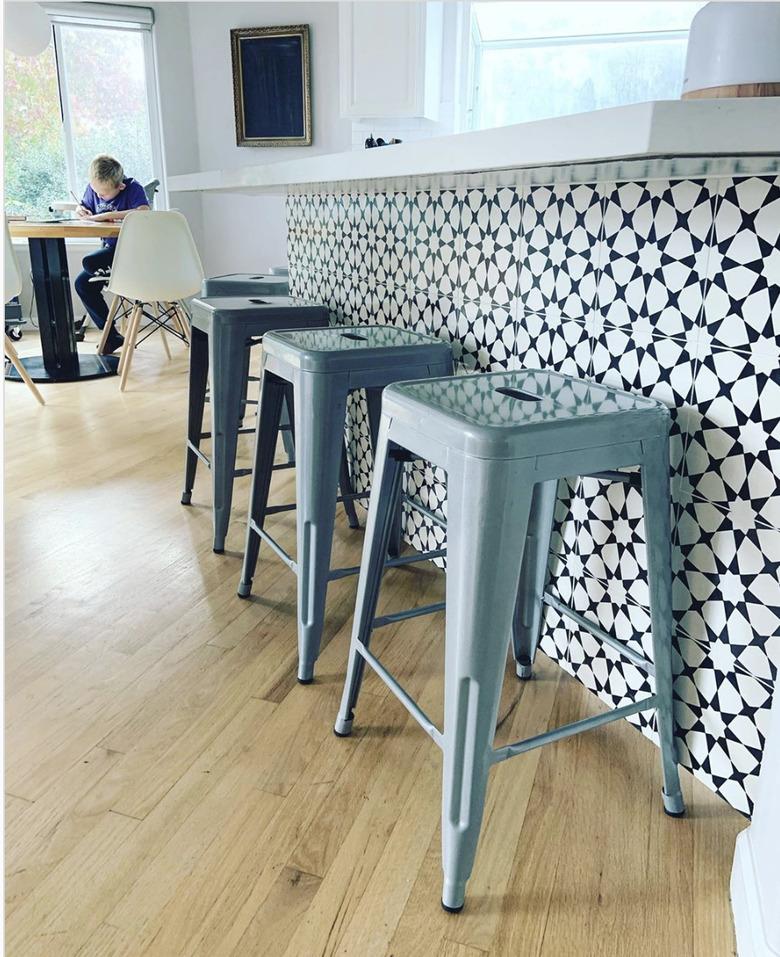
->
230, 25, 312, 147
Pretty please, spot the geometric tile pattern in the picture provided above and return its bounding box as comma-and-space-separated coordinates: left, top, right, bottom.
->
286, 172, 780, 816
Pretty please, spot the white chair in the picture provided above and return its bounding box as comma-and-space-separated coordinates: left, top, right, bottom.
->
98, 210, 204, 391
4, 220, 44, 405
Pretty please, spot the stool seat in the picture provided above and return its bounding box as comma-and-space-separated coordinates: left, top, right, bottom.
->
263, 325, 450, 374
190, 295, 324, 333
200, 273, 289, 297
384, 369, 666, 459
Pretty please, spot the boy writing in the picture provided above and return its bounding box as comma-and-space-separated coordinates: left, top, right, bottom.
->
74, 155, 149, 354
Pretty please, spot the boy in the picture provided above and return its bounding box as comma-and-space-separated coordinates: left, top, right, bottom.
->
74, 155, 149, 354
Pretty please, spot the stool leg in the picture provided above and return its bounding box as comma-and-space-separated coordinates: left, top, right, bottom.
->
339, 442, 361, 529
210, 326, 245, 553
237, 369, 285, 598
280, 387, 296, 463
641, 434, 686, 818
295, 373, 350, 683
441, 457, 532, 912
366, 387, 402, 557
239, 345, 251, 425
181, 326, 209, 506
511, 479, 558, 679
335, 424, 405, 735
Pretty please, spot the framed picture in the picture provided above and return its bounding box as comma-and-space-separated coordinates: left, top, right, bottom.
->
230, 25, 312, 147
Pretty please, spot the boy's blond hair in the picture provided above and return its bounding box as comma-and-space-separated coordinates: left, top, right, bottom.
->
89, 155, 124, 188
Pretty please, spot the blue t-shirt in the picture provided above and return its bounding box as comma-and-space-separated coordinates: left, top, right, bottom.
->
81, 177, 148, 247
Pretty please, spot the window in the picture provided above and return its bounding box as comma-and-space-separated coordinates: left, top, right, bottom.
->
467, 1, 706, 131
3, 7, 163, 220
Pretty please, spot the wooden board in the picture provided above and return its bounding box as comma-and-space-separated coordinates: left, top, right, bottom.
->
8, 220, 121, 240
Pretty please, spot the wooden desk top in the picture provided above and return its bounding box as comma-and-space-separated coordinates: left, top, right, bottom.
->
8, 220, 121, 240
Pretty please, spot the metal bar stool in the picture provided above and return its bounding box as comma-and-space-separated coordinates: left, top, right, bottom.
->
237, 325, 454, 683
334, 368, 686, 913
181, 296, 346, 553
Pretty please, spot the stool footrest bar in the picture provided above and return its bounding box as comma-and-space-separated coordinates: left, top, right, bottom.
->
329, 548, 447, 583
187, 441, 210, 469
356, 644, 443, 748
373, 600, 446, 630
403, 496, 446, 530
543, 591, 656, 676
492, 695, 658, 765
233, 468, 253, 478
250, 520, 297, 573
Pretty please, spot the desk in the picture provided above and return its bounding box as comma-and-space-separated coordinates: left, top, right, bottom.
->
7, 220, 122, 382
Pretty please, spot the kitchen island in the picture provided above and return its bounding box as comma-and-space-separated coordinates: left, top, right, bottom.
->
169, 99, 780, 817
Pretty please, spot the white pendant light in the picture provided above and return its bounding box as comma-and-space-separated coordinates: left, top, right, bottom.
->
4, 3, 51, 58
683, 1, 780, 99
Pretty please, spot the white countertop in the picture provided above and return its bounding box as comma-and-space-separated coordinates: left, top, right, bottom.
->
168, 99, 780, 196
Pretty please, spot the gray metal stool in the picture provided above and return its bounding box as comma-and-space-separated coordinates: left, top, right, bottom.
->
238, 325, 454, 683
182, 296, 341, 553
201, 273, 290, 297
334, 368, 686, 913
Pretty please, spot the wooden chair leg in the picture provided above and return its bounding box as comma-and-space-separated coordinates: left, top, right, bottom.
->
119, 304, 143, 391
5, 335, 44, 405
97, 295, 122, 355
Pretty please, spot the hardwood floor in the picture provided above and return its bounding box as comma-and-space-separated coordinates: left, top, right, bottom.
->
5, 331, 742, 956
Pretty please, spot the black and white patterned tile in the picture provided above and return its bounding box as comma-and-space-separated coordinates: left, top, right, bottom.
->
518, 182, 603, 320
598, 178, 716, 339
702, 176, 780, 354
408, 189, 462, 296
681, 345, 780, 529
459, 187, 522, 307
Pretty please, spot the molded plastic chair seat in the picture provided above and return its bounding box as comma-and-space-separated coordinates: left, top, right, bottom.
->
183, 295, 331, 552
105, 210, 204, 390
334, 368, 686, 912
238, 324, 454, 683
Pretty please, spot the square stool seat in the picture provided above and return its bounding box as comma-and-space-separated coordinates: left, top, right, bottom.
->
383, 369, 667, 460
200, 273, 289, 297
190, 295, 323, 335
262, 325, 452, 376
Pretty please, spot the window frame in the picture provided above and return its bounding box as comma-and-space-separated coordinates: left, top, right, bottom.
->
466, 6, 695, 132
34, 4, 166, 213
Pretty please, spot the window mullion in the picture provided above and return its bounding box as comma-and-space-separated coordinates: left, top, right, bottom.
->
52, 22, 79, 200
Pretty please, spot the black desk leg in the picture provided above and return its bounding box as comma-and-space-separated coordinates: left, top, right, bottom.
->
29, 236, 78, 378
5, 237, 118, 383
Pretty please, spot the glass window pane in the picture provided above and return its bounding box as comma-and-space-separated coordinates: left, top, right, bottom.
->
474, 1, 705, 41
3, 42, 69, 219
477, 36, 690, 129
57, 24, 155, 191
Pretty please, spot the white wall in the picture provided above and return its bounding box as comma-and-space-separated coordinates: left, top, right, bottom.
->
185, 2, 351, 275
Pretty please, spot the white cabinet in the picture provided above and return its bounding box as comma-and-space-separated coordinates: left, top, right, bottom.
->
339, 1, 443, 120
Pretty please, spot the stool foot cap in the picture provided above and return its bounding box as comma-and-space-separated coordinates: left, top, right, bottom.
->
297, 677, 314, 686
213, 547, 224, 555
334, 716, 353, 736
441, 900, 464, 914
180, 491, 192, 505
516, 661, 534, 680
237, 581, 252, 599
663, 790, 686, 817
